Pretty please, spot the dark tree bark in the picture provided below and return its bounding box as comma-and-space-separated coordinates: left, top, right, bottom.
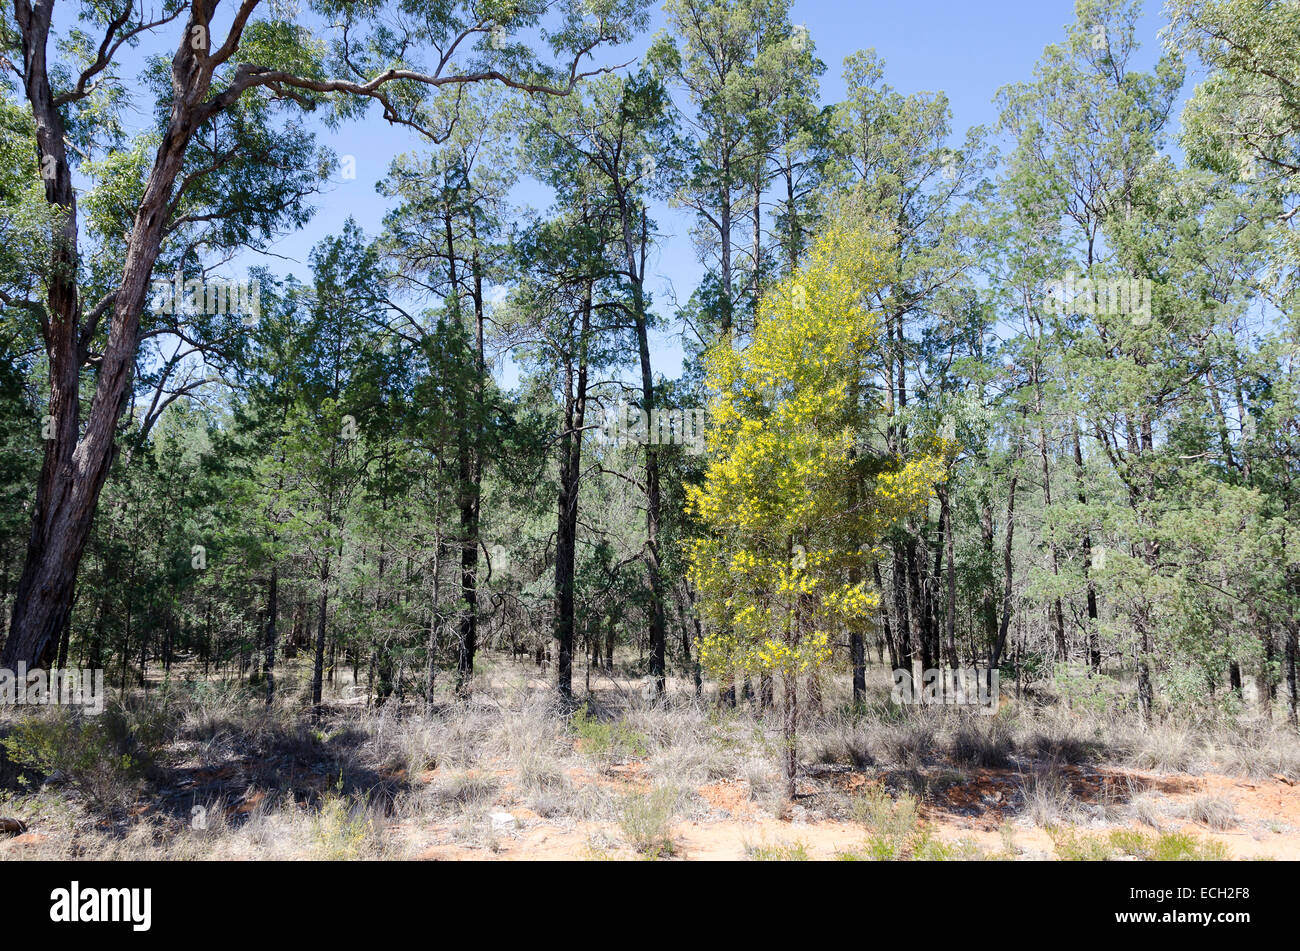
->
1073, 424, 1101, 669
554, 282, 591, 704
311, 556, 330, 716
54, 588, 73, 670
1037, 420, 1066, 662
849, 628, 866, 706
891, 544, 914, 675
781, 675, 798, 800
941, 484, 958, 669
1286, 615, 1298, 730
1259, 619, 1276, 720
990, 474, 1018, 670
872, 562, 899, 670
264, 564, 278, 706
618, 207, 667, 697
1135, 614, 1154, 721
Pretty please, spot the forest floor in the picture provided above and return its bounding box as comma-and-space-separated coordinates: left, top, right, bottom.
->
1, 655, 1298, 860
405, 763, 1300, 861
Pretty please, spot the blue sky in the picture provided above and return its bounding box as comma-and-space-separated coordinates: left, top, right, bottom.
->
232, 0, 1174, 383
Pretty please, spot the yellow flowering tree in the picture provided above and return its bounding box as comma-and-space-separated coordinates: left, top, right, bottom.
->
686, 219, 949, 799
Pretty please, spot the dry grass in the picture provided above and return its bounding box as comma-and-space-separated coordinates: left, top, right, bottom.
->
1017, 764, 1078, 827
0, 655, 1295, 860
1186, 793, 1238, 830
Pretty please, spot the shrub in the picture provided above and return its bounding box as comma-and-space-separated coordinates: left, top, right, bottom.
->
310, 793, 375, 860
872, 721, 936, 769
572, 704, 649, 769
1052, 665, 1130, 717
1053, 827, 1231, 861
1048, 825, 1116, 861
745, 840, 810, 861
912, 829, 981, 860
1118, 829, 1230, 861
849, 786, 953, 860
0, 711, 143, 810
851, 785, 920, 841
618, 786, 678, 857
431, 770, 498, 807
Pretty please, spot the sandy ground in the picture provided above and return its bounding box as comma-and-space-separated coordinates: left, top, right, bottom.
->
3, 761, 1296, 861
383, 767, 1300, 861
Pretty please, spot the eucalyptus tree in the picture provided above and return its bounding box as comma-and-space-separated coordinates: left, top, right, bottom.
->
222, 272, 313, 703
1171, 0, 1300, 723
730, 0, 817, 312
991, 0, 1293, 717
1170, 0, 1300, 294
0, 109, 41, 627
996, 0, 1192, 716
766, 26, 831, 276
0, 0, 648, 670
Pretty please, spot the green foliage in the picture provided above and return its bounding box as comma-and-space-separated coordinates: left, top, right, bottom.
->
571, 704, 649, 765
1047, 824, 1118, 861
745, 839, 810, 861
310, 793, 376, 860
1, 711, 145, 810
1, 0, 1298, 749
617, 786, 679, 857
846, 786, 970, 860
1112, 828, 1230, 862
1051, 825, 1231, 861
1052, 665, 1131, 717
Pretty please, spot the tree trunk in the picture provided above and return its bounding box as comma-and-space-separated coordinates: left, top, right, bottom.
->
620, 207, 667, 697
1073, 424, 1101, 669
554, 283, 591, 704
941, 484, 958, 669
890, 545, 912, 673
873, 562, 899, 670
1259, 621, 1276, 720
448, 214, 478, 698
850, 629, 866, 707
55, 592, 73, 670
264, 564, 278, 706
1037, 419, 1066, 661
4, 7, 224, 670
311, 557, 330, 715
1286, 616, 1298, 730
782, 675, 798, 801
990, 474, 1018, 670
426, 531, 442, 709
